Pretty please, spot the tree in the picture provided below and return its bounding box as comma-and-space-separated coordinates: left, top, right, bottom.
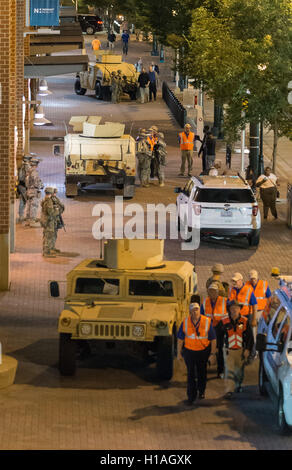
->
185, 0, 292, 170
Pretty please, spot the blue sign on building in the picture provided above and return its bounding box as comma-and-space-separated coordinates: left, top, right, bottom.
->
30, 0, 59, 27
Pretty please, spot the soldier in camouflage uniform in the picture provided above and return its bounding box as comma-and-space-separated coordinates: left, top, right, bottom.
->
153, 132, 167, 187
17, 155, 32, 223
111, 71, 118, 103
206, 264, 228, 297
136, 129, 153, 187
116, 70, 123, 103
25, 158, 44, 227
51, 188, 65, 254
41, 187, 60, 258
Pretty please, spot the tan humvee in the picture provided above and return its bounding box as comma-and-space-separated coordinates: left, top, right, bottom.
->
50, 239, 196, 380
75, 52, 139, 101
64, 117, 136, 198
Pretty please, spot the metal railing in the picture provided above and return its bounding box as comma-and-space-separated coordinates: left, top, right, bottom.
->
162, 82, 186, 128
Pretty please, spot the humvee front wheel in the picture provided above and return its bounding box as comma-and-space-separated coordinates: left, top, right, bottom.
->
156, 332, 176, 381
59, 333, 76, 376
74, 79, 87, 96
95, 81, 103, 100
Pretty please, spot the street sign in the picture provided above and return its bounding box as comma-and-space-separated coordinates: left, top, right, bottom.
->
30, 0, 59, 27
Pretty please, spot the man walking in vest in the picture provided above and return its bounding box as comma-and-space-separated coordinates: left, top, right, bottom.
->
178, 302, 217, 405
228, 272, 257, 327
201, 283, 227, 378
245, 269, 272, 349
217, 301, 254, 399
178, 123, 195, 177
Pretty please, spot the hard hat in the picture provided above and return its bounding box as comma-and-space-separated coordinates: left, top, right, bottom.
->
271, 267, 280, 277
45, 187, 54, 194
212, 264, 224, 274
249, 269, 258, 280
184, 123, 191, 128
232, 272, 243, 282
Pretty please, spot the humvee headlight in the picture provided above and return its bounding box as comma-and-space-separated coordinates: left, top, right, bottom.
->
132, 325, 145, 337
80, 323, 92, 336
157, 321, 167, 329
150, 319, 159, 328
61, 317, 71, 327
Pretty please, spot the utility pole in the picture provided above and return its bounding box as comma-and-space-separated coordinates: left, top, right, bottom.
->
249, 122, 260, 177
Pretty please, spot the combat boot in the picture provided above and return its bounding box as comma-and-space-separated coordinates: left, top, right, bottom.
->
51, 248, 61, 254
159, 181, 165, 187
43, 251, 56, 258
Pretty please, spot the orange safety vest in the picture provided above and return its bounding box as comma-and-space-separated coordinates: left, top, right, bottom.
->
147, 136, 155, 152
245, 280, 268, 312
179, 131, 195, 151
183, 315, 211, 351
228, 285, 253, 316
222, 315, 248, 350
203, 296, 227, 327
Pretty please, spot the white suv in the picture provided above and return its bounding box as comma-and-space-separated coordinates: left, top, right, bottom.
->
175, 175, 261, 247
256, 277, 292, 434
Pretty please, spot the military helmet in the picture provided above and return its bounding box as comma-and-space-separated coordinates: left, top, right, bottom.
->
149, 125, 158, 132
23, 155, 32, 162
45, 187, 54, 194
212, 263, 224, 274
30, 158, 40, 166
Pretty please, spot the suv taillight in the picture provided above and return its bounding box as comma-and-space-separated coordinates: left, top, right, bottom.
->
194, 205, 201, 215
252, 205, 258, 216
97, 20, 103, 24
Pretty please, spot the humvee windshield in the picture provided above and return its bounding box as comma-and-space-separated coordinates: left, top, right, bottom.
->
75, 278, 120, 295
129, 280, 174, 297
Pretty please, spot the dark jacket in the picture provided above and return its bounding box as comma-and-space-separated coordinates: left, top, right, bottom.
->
206, 136, 216, 156
216, 315, 254, 352
138, 72, 150, 88
108, 32, 116, 42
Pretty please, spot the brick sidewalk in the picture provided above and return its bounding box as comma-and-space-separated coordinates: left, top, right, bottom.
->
0, 37, 292, 450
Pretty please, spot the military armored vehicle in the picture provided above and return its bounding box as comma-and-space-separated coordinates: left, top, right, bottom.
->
75, 52, 138, 101
64, 117, 136, 198
50, 239, 195, 380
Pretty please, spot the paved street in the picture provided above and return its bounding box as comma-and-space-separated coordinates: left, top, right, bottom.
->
0, 35, 292, 450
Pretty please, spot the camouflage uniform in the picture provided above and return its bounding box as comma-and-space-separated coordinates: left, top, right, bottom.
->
17, 156, 31, 221
111, 72, 118, 103
25, 160, 43, 226
51, 191, 65, 252
153, 132, 167, 186
116, 70, 123, 103
136, 130, 152, 187
41, 188, 59, 257
206, 264, 228, 297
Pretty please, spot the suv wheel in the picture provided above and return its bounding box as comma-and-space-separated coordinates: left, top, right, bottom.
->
59, 333, 77, 376
156, 331, 176, 381
248, 232, 260, 247
74, 79, 86, 96
277, 387, 289, 434
95, 81, 103, 100
86, 25, 95, 35
258, 359, 268, 396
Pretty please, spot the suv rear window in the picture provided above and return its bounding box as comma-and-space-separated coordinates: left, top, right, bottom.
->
129, 280, 174, 297
194, 188, 255, 203
75, 278, 119, 295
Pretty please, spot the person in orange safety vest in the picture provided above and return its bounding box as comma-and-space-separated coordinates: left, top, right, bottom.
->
201, 283, 227, 378
178, 302, 216, 405
228, 272, 257, 327
178, 123, 195, 177
245, 269, 272, 349
217, 300, 254, 399
92, 37, 101, 51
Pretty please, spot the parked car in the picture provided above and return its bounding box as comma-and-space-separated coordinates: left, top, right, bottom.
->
77, 14, 103, 34
256, 276, 292, 433
175, 175, 261, 247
